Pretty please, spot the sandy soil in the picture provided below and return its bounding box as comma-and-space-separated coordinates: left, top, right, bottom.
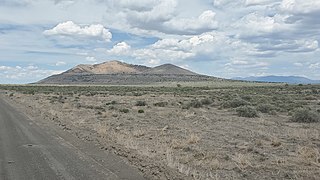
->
4, 87, 320, 180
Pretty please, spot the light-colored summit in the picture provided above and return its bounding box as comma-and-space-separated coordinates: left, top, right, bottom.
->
64, 60, 150, 74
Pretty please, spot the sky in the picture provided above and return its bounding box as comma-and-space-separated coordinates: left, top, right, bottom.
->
0, 0, 319, 84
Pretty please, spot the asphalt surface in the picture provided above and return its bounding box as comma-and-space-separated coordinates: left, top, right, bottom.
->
0, 97, 145, 180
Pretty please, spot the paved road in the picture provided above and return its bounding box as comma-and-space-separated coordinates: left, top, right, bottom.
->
0, 97, 144, 180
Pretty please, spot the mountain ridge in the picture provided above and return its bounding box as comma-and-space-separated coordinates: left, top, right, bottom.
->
64, 60, 151, 74
63, 60, 197, 76
232, 75, 320, 84
37, 60, 208, 84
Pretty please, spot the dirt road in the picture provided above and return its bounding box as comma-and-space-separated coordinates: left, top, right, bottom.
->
0, 97, 144, 180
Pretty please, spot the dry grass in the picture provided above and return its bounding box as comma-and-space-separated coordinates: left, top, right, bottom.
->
4, 84, 320, 179
298, 146, 320, 165
233, 153, 252, 170
187, 133, 201, 144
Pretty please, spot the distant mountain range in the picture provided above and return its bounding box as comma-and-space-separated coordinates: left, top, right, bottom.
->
37, 60, 217, 85
232, 75, 320, 84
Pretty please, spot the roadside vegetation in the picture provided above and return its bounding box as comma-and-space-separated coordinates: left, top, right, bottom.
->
1, 84, 319, 179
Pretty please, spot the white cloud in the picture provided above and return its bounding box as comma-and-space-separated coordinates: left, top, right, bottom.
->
309, 63, 320, 69
147, 59, 161, 65
152, 33, 215, 50
164, 10, 218, 33
231, 60, 249, 65
245, 0, 277, 6
86, 56, 97, 62
213, 0, 239, 8
0, 0, 31, 6
280, 0, 320, 14
289, 40, 319, 52
0, 65, 63, 84
0, 66, 12, 70
44, 21, 112, 42
133, 48, 195, 62
293, 62, 303, 67
234, 12, 287, 37
117, 0, 177, 25
107, 42, 131, 55
55, 61, 66, 66
225, 59, 269, 68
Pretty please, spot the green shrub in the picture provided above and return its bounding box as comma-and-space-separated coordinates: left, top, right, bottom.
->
241, 95, 252, 101
200, 98, 213, 105
257, 104, 276, 113
236, 106, 259, 118
135, 100, 147, 106
305, 96, 317, 100
291, 109, 319, 123
222, 98, 250, 108
154, 102, 168, 107
106, 100, 117, 105
190, 100, 202, 108
119, 108, 129, 113
181, 100, 202, 109
138, 109, 144, 113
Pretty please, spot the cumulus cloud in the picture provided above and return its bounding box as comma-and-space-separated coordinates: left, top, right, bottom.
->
130, 32, 259, 65
114, 0, 178, 28
213, 0, 239, 8
107, 42, 131, 55
163, 10, 218, 34
309, 63, 320, 69
0, 65, 63, 84
44, 21, 112, 42
280, 0, 320, 14
245, 0, 278, 6
234, 12, 287, 37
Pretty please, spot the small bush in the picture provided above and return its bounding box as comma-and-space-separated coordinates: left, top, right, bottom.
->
236, 106, 259, 118
154, 102, 168, 107
138, 109, 144, 113
119, 108, 129, 113
257, 104, 276, 114
135, 100, 147, 106
200, 98, 213, 105
222, 98, 250, 108
241, 95, 252, 101
106, 100, 117, 105
182, 100, 202, 109
190, 100, 202, 108
305, 96, 317, 100
9, 93, 14, 97
291, 109, 319, 123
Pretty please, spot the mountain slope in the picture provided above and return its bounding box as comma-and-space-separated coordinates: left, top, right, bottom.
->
145, 64, 197, 75
37, 61, 214, 85
64, 60, 150, 74
232, 76, 320, 84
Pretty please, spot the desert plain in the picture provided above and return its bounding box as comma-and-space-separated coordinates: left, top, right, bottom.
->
1, 83, 319, 180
